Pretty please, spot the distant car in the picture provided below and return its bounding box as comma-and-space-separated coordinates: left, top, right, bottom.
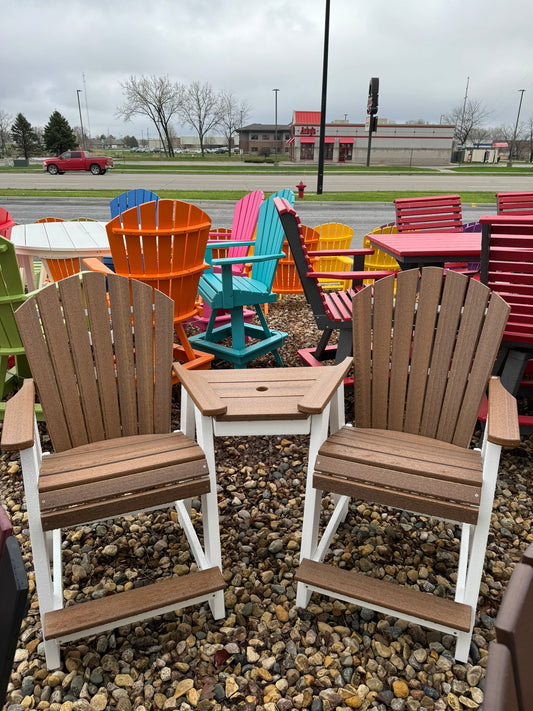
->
43, 150, 113, 175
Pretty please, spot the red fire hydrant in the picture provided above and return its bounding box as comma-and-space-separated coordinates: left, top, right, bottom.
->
296, 180, 306, 199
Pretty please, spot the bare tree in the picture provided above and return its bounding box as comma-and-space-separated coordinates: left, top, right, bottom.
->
219, 90, 251, 156
180, 82, 223, 156
443, 99, 491, 146
117, 75, 184, 157
0, 109, 13, 156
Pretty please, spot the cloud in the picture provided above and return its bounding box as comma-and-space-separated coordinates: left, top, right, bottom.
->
2, 0, 531, 139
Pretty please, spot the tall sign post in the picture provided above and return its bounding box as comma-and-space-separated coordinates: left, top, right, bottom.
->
365, 77, 379, 167
316, 0, 330, 195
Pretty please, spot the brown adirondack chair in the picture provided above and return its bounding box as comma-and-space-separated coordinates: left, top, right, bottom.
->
485, 541, 533, 711
294, 267, 519, 663
84, 199, 215, 373
1, 272, 225, 670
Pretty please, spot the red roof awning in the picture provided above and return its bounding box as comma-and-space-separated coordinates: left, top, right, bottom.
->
286, 137, 295, 144
324, 137, 335, 143
300, 137, 316, 143
339, 137, 354, 144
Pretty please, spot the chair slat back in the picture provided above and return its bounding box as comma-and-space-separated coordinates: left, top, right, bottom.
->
15, 272, 174, 452
225, 189, 264, 267
0, 207, 15, 240
352, 267, 510, 447
42, 257, 82, 282
480, 215, 533, 345
394, 194, 463, 232
109, 189, 160, 219
496, 191, 533, 215
0, 237, 27, 352
107, 199, 212, 324
251, 189, 294, 286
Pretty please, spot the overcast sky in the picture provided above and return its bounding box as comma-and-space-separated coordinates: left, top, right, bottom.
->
2, 0, 532, 141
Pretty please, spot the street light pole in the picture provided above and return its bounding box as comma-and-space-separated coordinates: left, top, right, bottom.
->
76, 89, 85, 150
508, 89, 526, 166
273, 88, 279, 165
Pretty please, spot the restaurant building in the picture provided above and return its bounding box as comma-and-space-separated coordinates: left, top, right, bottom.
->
239, 112, 455, 166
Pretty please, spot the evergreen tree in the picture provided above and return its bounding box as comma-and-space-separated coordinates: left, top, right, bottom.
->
43, 111, 77, 155
11, 113, 41, 158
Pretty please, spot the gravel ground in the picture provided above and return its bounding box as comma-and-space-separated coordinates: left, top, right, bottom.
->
1, 295, 532, 711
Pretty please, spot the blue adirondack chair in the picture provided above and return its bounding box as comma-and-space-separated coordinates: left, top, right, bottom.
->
109, 189, 160, 218
189, 189, 295, 368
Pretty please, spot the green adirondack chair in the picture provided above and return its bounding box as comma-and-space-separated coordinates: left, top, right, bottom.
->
189, 189, 295, 368
0, 236, 43, 420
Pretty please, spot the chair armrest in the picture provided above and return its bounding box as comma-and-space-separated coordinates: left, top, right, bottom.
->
1, 380, 35, 451
173, 364, 227, 417
298, 357, 352, 414
82, 258, 115, 274
309, 248, 375, 257
206, 239, 255, 250
486, 377, 520, 447
212, 251, 285, 267
309, 270, 397, 280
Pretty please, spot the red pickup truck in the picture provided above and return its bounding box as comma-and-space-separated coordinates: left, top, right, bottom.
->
43, 150, 114, 175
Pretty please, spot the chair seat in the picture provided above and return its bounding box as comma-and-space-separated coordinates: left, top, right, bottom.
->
39, 432, 210, 530
314, 427, 483, 524
199, 273, 280, 308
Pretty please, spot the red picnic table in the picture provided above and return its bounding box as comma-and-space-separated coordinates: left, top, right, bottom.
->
367, 231, 481, 269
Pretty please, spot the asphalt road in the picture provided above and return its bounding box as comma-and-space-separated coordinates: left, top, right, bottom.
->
1, 169, 532, 193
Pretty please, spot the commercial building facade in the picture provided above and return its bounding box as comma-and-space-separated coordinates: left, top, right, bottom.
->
287, 111, 455, 165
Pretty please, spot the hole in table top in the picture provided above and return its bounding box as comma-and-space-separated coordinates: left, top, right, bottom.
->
256, 386, 268, 392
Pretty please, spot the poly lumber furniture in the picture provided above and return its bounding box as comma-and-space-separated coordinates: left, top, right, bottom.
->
394, 194, 463, 232
293, 267, 519, 663
0, 520, 29, 709
190, 190, 264, 331
274, 197, 394, 367
484, 541, 533, 711
272, 224, 320, 295
0, 272, 225, 670
189, 191, 293, 368
85, 199, 214, 373
11, 220, 110, 291
496, 191, 533, 216
479, 214, 533, 432
312, 222, 355, 290
0, 235, 43, 420
34, 217, 81, 284
367, 230, 481, 269
109, 189, 160, 218
176, 358, 352, 501
0, 207, 15, 240
393, 194, 479, 273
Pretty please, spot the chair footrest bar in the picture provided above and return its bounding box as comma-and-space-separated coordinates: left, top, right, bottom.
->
44, 567, 225, 642
296, 559, 471, 633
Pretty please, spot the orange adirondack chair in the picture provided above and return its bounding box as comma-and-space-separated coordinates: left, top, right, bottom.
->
33, 217, 81, 285
84, 199, 214, 372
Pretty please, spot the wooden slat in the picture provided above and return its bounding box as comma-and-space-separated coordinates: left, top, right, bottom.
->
404, 268, 442, 435
44, 567, 225, 641
420, 271, 467, 438
387, 269, 419, 431
296, 559, 472, 632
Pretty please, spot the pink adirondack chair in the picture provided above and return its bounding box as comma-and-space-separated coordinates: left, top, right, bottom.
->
190, 190, 264, 331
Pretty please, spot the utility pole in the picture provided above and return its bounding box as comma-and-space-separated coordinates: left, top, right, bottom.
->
273, 88, 279, 165
508, 89, 526, 166
76, 89, 85, 150
316, 0, 330, 195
